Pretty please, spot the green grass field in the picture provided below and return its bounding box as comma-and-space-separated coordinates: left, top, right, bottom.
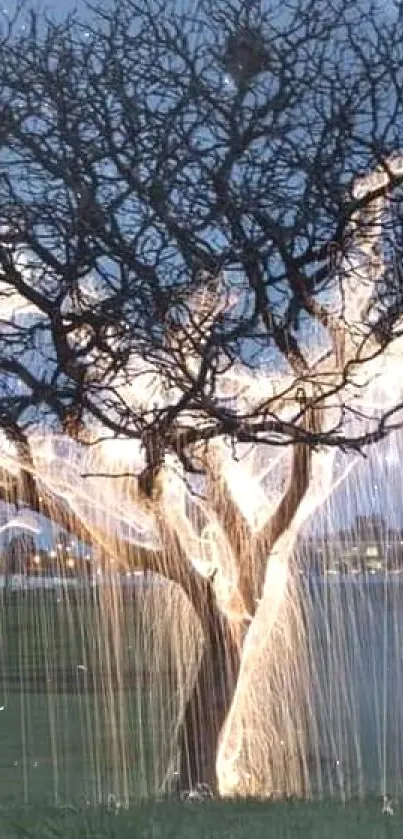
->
0, 799, 401, 839
1, 587, 402, 837
0, 588, 181, 806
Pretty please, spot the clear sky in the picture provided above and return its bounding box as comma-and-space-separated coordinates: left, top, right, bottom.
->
2, 0, 86, 26
50, 0, 87, 15
47, 0, 77, 12
41, 0, 87, 20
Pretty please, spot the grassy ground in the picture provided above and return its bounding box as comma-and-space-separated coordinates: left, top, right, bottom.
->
0, 799, 401, 839
0, 587, 399, 835
0, 691, 154, 805
0, 589, 177, 805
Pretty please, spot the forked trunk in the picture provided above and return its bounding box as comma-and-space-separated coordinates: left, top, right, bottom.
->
177, 587, 242, 794
175, 572, 314, 799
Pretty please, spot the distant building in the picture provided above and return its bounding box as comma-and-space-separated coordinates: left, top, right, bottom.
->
299, 514, 403, 574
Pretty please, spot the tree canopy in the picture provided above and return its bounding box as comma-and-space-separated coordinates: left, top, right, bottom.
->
0, 0, 402, 479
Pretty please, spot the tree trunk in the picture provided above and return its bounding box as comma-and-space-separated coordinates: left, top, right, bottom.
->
176, 587, 242, 794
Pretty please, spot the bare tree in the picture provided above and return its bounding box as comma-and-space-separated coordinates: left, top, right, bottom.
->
0, 0, 402, 795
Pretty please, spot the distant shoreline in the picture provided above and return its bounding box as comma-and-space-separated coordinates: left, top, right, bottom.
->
2, 570, 403, 591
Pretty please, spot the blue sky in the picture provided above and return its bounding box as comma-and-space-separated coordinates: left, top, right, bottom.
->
47, 0, 78, 12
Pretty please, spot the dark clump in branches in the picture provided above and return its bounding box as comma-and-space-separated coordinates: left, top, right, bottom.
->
222, 26, 271, 83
